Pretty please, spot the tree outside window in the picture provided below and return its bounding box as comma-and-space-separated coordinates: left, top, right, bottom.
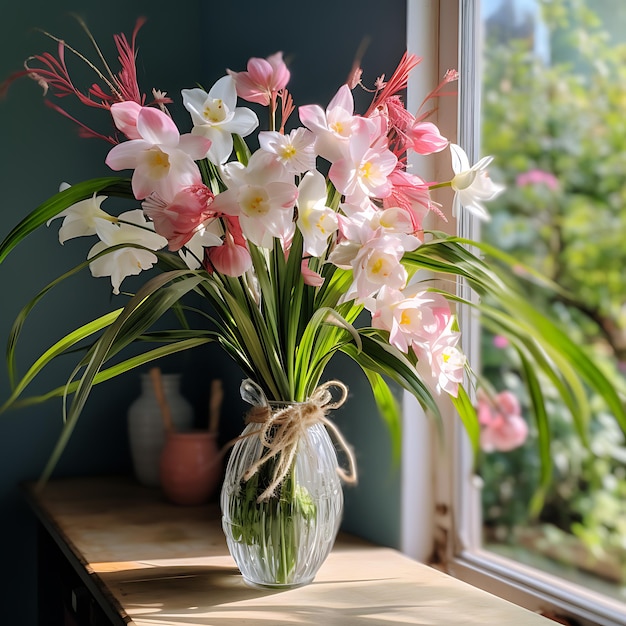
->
479, 0, 626, 602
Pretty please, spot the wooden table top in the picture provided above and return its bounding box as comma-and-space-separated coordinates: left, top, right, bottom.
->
26, 475, 551, 625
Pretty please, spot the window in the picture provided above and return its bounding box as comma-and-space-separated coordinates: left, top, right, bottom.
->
403, 2, 626, 625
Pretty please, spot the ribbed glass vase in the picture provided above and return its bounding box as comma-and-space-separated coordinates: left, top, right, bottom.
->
220, 410, 343, 589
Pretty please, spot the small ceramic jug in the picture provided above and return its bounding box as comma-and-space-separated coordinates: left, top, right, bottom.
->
127, 373, 194, 486
160, 431, 222, 505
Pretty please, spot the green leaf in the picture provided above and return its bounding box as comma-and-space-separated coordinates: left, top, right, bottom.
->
1, 309, 123, 413
359, 369, 403, 462
0, 178, 132, 263
37, 270, 206, 486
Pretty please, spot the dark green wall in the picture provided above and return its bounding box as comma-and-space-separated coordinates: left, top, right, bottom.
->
1, 1, 406, 619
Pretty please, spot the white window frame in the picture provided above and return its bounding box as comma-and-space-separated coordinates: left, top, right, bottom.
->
403, 2, 626, 625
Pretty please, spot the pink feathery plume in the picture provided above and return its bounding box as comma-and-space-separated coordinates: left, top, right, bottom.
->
1, 18, 156, 142
364, 52, 421, 117
416, 68, 458, 119
279, 88, 295, 134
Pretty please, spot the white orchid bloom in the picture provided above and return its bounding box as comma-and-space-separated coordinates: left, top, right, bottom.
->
211, 150, 298, 248
182, 76, 259, 165
48, 185, 114, 244
178, 220, 224, 269
88, 209, 168, 294
259, 127, 316, 174
296, 170, 338, 257
449, 143, 504, 220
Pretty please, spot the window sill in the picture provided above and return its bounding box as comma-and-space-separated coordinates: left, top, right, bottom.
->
26, 475, 553, 625
448, 549, 626, 626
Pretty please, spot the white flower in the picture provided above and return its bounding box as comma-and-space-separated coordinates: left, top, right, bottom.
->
178, 220, 224, 269
449, 143, 504, 220
88, 210, 168, 294
182, 76, 259, 165
47, 187, 114, 244
259, 127, 316, 174
296, 170, 338, 256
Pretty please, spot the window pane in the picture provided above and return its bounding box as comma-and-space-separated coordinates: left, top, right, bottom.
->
479, 0, 626, 603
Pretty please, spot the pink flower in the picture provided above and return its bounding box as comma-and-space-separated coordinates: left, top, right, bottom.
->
301, 259, 325, 287
110, 101, 143, 140
413, 318, 465, 398
516, 169, 559, 191
343, 232, 408, 303
477, 389, 528, 452
142, 184, 215, 251
371, 286, 451, 353
205, 230, 252, 277
408, 122, 448, 155
329, 118, 397, 203
493, 334, 509, 349
105, 107, 211, 200
228, 52, 290, 106
384, 169, 444, 231
300, 85, 379, 163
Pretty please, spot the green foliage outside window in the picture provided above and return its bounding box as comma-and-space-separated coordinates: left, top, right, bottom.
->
480, 0, 626, 589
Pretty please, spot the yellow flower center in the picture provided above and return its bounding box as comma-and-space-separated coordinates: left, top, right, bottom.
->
370, 258, 384, 275
360, 161, 374, 180
203, 99, 226, 124
147, 149, 170, 176
240, 187, 270, 216
280, 144, 297, 160
331, 121, 344, 135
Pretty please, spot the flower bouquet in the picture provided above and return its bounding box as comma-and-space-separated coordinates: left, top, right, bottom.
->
1, 18, 624, 587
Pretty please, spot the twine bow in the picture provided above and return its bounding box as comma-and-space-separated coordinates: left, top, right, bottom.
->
239, 379, 358, 502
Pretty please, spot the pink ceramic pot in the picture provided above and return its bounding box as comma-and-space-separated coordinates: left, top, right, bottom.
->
159, 431, 222, 505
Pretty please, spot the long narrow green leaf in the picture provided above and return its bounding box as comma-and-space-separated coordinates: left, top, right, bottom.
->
0, 178, 132, 262
37, 271, 205, 485
360, 369, 403, 461
11, 336, 215, 410
519, 352, 553, 517
341, 333, 442, 423
451, 386, 481, 463
1, 309, 123, 413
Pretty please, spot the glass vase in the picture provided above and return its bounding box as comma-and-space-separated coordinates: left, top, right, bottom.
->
220, 405, 343, 589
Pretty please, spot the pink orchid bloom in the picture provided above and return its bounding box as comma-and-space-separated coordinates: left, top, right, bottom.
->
371, 286, 452, 354
301, 259, 325, 287
299, 85, 365, 163
477, 389, 528, 452
414, 318, 465, 398
342, 232, 408, 303
142, 184, 215, 251
210, 150, 298, 248
110, 101, 143, 140
105, 107, 211, 200
228, 52, 290, 106
329, 119, 397, 203
408, 122, 449, 155
384, 169, 444, 231
205, 230, 252, 277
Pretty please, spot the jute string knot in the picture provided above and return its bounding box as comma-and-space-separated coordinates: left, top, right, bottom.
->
239, 379, 357, 502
